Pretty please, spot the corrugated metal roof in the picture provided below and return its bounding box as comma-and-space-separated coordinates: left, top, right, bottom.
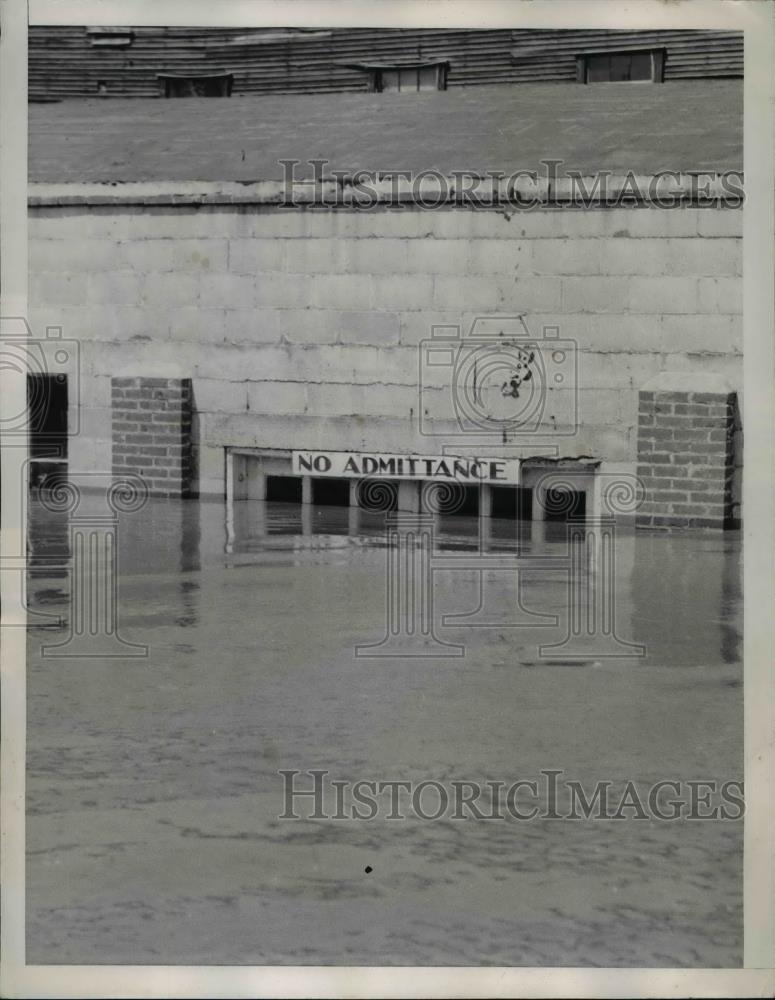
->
28, 81, 742, 184
28, 27, 742, 100
510, 29, 743, 80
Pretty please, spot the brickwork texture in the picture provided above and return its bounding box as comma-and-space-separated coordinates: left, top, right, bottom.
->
111, 377, 193, 497
636, 390, 738, 529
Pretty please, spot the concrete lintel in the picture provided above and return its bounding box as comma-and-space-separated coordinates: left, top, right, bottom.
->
28, 175, 743, 209
641, 371, 737, 395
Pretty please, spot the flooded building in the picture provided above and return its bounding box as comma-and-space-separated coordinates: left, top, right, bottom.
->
23, 27, 748, 970
27, 28, 743, 529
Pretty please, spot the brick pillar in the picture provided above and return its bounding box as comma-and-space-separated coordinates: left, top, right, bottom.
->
636, 389, 737, 530
112, 377, 193, 498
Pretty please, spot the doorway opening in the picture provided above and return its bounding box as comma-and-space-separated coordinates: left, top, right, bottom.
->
266, 475, 303, 503
28, 373, 68, 488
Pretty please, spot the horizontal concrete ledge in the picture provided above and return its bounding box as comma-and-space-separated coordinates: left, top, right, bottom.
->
28, 175, 744, 209
641, 371, 737, 394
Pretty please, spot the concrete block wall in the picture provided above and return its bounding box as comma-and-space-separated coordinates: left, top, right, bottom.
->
636, 389, 738, 529
111, 377, 192, 497
28, 201, 742, 506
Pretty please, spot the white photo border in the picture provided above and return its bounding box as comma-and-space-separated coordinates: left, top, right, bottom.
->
2, 1, 773, 996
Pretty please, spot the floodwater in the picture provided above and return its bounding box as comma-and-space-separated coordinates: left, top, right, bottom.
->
26, 496, 743, 966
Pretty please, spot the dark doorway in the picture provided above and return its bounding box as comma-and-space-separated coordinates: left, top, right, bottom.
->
28, 373, 68, 457
423, 483, 480, 517
355, 479, 399, 513
543, 489, 587, 521
28, 374, 68, 488
311, 477, 350, 507
491, 485, 533, 520
456, 485, 480, 516
266, 475, 303, 503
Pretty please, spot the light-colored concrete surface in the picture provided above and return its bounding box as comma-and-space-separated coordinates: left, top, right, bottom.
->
28, 205, 742, 500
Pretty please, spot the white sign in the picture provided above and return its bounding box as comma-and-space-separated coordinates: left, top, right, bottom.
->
292, 451, 520, 485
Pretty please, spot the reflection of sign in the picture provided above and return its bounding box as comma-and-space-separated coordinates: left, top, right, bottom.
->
292, 451, 520, 484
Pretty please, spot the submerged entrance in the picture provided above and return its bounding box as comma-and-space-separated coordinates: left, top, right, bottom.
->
311, 477, 350, 507
543, 489, 587, 522
265, 475, 303, 503
28, 373, 68, 488
228, 449, 604, 524
490, 485, 533, 520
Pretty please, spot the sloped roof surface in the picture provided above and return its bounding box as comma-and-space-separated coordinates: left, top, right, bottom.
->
28, 81, 742, 183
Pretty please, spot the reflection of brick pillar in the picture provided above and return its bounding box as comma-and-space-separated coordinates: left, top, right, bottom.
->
112, 378, 193, 498
636, 387, 737, 530
539, 518, 645, 659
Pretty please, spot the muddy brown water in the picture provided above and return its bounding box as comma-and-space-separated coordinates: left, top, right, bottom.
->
26, 497, 742, 966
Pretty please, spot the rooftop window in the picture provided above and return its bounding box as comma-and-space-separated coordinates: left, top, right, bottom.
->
342, 61, 449, 93
157, 73, 234, 97
374, 63, 448, 92
578, 48, 665, 83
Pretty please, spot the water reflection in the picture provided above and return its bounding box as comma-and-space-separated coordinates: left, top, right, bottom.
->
119, 498, 202, 575
630, 532, 742, 666
25, 497, 743, 673
26, 494, 744, 967
27, 503, 69, 579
